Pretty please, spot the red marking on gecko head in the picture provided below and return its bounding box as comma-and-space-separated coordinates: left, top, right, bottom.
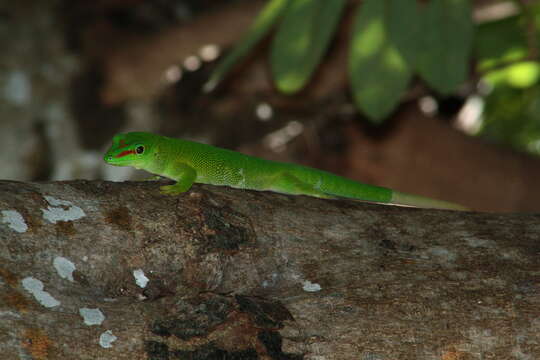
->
115, 150, 136, 158
118, 139, 128, 149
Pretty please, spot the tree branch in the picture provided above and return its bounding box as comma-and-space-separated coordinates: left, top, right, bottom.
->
1, 180, 539, 359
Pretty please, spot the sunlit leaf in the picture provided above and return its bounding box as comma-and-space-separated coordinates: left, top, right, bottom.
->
349, 0, 412, 123
477, 2, 540, 156
475, 15, 527, 72
271, 0, 346, 93
414, 0, 474, 94
480, 81, 540, 156
484, 61, 540, 89
204, 0, 289, 92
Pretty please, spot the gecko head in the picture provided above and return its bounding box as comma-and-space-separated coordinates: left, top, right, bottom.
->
103, 132, 156, 167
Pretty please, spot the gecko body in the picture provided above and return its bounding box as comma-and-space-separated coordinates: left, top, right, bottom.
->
104, 132, 466, 210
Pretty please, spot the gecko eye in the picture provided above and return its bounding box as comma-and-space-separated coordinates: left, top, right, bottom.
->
135, 145, 145, 154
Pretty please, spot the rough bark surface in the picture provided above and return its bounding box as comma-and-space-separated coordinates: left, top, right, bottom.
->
0, 180, 539, 359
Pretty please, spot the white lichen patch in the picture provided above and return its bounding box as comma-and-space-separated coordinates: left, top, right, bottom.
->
4, 70, 31, 105
262, 272, 279, 288
21, 277, 60, 308
99, 330, 117, 348
133, 269, 149, 288
428, 246, 457, 263
1, 210, 28, 233
465, 237, 495, 248
302, 280, 322, 292
41, 195, 86, 224
0, 310, 22, 319
53, 257, 76, 282
79, 307, 105, 326
322, 224, 350, 241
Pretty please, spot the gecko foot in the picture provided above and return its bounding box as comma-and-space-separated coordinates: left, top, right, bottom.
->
159, 184, 188, 195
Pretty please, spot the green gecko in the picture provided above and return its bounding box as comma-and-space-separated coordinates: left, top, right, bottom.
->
104, 132, 467, 210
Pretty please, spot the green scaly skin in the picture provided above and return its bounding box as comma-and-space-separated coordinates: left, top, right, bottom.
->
104, 132, 467, 210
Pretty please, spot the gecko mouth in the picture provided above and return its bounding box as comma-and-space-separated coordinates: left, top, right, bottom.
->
104, 154, 125, 165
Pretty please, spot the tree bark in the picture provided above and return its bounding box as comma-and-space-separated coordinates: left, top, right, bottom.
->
0, 180, 539, 359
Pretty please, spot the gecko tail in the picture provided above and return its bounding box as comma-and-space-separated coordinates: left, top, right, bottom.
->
390, 191, 468, 211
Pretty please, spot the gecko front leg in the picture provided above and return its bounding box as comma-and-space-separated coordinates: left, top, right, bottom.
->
160, 162, 197, 195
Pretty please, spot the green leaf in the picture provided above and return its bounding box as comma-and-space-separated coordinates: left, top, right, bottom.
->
386, 0, 422, 67
475, 15, 528, 72
270, 0, 346, 93
414, 0, 474, 94
349, 0, 412, 123
204, 0, 289, 92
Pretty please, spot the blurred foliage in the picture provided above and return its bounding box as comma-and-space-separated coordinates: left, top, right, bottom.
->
206, 0, 540, 155
208, 0, 473, 123
481, 73, 540, 155
270, 0, 346, 93
204, 0, 289, 92
476, 2, 540, 156
349, 0, 411, 120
